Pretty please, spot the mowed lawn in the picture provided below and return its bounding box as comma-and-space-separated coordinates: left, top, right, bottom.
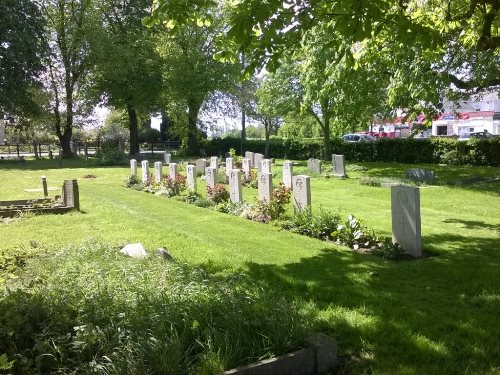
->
1, 158, 499, 374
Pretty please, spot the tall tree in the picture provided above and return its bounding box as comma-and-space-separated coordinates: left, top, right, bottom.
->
42, 0, 96, 156
90, 0, 163, 155
0, 0, 47, 115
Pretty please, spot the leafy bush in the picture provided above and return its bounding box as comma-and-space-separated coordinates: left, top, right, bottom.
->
280, 209, 341, 241
332, 214, 378, 250
372, 239, 407, 260
242, 170, 258, 189
207, 184, 229, 203
123, 174, 142, 188
160, 174, 187, 197
268, 183, 292, 220
96, 142, 127, 166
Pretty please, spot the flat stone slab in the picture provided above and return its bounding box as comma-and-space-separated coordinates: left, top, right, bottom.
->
120, 243, 147, 259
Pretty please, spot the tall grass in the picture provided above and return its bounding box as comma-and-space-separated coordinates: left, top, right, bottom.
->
0, 241, 313, 374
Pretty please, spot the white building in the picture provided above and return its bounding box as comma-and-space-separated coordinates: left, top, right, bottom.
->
432, 92, 500, 136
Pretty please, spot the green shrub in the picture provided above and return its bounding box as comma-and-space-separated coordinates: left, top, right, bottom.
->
96, 142, 127, 166
372, 239, 407, 260
207, 184, 229, 204
160, 174, 187, 197
280, 209, 341, 241
123, 174, 142, 188
331, 214, 378, 250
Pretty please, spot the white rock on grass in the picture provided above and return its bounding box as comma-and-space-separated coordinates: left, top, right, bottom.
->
120, 243, 147, 259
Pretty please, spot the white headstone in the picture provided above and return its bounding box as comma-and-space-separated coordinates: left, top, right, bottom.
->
307, 158, 322, 173
226, 157, 234, 176
254, 153, 264, 171
130, 159, 137, 176
120, 243, 147, 259
169, 163, 178, 179
210, 156, 218, 170
391, 185, 422, 257
154, 161, 163, 182
332, 154, 346, 177
141, 160, 149, 183
258, 172, 272, 202
187, 165, 197, 191
242, 158, 251, 179
229, 169, 243, 203
196, 159, 207, 174
283, 160, 293, 189
261, 159, 272, 174
164, 153, 171, 165
205, 167, 216, 189
245, 151, 255, 167
292, 175, 311, 211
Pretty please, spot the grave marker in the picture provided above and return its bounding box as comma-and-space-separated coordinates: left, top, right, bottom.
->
169, 163, 178, 179
229, 169, 243, 203
164, 153, 171, 165
391, 185, 422, 257
62, 179, 80, 210
245, 151, 255, 167
130, 159, 137, 176
332, 154, 346, 177
406, 168, 435, 183
205, 167, 216, 189
242, 158, 251, 179
292, 175, 311, 211
141, 160, 149, 183
187, 165, 197, 191
210, 156, 218, 170
154, 162, 163, 182
226, 157, 234, 176
261, 159, 272, 174
283, 160, 293, 189
41, 176, 48, 197
258, 172, 272, 202
196, 159, 208, 174
307, 158, 322, 173
254, 153, 264, 172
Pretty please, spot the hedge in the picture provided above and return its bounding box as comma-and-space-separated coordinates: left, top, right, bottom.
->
203, 137, 500, 167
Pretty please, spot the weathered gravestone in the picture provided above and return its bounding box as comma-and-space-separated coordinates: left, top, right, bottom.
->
229, 169, 243, 203
258, 172, 272, 202
62, 179, 80, 210
41, 176, 48, 197
187, 165, 197, 191
154, 162, 163, 182
406, 168, 435, 183
332, 154, 346, 177
164, 153, 171, 165
242, 158, 251, 179
226, 157, 234, 176
210, 156, 218, 170
245, 151, 255, 167
307, 158, 322, 174
254, 153, 264, 172
196, 159, 208, 174
261, 159, 272, 174
283, 160, 293, 189
292, 175, 311, 211
391, 185, 422, 257
130, 159, 137, 176
205, 167, 216, 189
169, 163, 178, 179
141, 160, 149, 183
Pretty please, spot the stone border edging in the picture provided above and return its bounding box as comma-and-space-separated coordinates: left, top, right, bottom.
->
221, 334, 338, 375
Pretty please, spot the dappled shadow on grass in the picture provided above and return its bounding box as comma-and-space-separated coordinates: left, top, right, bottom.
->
242, 237, 500, 373
443, 218, 500, 231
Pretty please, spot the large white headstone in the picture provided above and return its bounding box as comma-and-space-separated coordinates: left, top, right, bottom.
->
205, 167, 216, 189
242, 158, 251, 179
196, 159, 207, 174
210, 156, 218, 170
283, 160, 293, 189
141, 160, 149, 183
229, 169, 243, 203
261, 159, 272, 174
226, 157, 234, 176
258, 172, 272, 202
391, 185, 422, 257
154, 161, 163, 182
332, 154, 346, 177
187, 165, 197, 191
169, 163, 178, 179
292, 175, 311, 211
307, 158, 322, 174
254, 153, 264, 172
130, 159, 137, 176
164, 153, 171, 165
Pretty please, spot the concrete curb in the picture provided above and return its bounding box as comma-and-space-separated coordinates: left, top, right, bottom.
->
221, 334, 338, 375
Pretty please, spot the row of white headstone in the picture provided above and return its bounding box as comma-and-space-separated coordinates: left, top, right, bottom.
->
131, 154, 421, 257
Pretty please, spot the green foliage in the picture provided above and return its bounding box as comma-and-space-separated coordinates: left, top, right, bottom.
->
160, 174, 187, 197
123, 174, 142, 188
206, 184, 229, 203
96, 142, 127, 166
0, 242, 312, 374
267, 183, 292, 221
280, 209, 341, 241
372, 239, 407, 261
332, 214, 378, 250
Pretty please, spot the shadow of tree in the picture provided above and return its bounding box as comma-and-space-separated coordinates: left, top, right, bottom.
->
243, 233, 500, 373
443, 218, 500, 231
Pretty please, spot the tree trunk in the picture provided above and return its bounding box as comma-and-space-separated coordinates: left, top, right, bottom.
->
187, 100, 201, 154
322, 116, 331, 161
264, 119, 270, 158
127, 103, 140, 155
160, 111, 170, 142
241, 109, 246, 155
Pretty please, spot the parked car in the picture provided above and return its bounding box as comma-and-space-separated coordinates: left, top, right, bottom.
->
458, 131, 494, 141
342, 134, 377, 143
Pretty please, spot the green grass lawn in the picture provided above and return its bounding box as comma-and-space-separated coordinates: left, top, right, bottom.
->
1, 157, 499, 374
